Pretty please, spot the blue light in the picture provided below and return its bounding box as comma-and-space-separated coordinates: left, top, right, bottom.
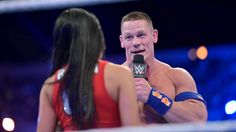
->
225, 100, 236, 115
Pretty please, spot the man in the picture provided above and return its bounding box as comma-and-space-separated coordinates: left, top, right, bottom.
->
119, 11, 207, 123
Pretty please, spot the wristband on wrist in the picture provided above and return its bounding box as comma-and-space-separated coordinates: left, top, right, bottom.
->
146, 88, 173, 116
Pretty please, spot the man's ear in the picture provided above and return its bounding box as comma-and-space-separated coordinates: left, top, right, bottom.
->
153, 29, 158, 44
119, 35, 125, 48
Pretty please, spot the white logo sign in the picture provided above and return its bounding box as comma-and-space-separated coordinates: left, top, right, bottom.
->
134, 64, 145, 74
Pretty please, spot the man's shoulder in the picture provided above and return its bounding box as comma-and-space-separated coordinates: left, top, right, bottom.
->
168, 67, 189, 75
156, 60, 188, 74
163, 66, 190, 79
155, 60, 172, 72
164, 66, 195, 86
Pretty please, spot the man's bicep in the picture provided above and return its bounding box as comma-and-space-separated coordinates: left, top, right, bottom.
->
173, 69, 207, 117
172, 68, 198, 94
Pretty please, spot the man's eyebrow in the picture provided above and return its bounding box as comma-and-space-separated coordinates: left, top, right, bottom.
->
137, 30, 146, 33
123, 33, 132, 36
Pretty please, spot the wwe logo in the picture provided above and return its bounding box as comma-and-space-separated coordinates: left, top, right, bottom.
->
134, 64, 145, 74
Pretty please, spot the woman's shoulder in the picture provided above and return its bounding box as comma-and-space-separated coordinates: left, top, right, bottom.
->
40, 75, 56, 99
105, 61, 132, 74
44, 75, 55, 84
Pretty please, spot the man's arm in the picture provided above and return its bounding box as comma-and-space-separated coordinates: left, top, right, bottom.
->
163, 68, 207, 122
135, 68, 207, 123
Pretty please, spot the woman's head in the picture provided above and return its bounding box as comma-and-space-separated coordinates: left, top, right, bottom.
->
51, 8, 105, 75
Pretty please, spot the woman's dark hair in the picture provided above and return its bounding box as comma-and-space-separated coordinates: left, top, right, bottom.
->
51, 8, 105, 129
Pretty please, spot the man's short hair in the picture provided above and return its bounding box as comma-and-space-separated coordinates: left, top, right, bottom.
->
121, 11, 153, 28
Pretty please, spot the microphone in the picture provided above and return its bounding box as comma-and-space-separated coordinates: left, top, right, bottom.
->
132, 55, 147, 79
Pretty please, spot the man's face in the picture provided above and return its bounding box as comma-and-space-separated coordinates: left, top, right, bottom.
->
120, 19, 158, 63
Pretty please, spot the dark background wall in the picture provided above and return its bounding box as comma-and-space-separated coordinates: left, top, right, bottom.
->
0, 0, 236, 131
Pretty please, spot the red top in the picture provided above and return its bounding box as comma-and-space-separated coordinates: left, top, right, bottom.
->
52, 60, 121, 130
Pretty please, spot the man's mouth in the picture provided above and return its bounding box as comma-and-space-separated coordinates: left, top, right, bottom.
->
131, 49, 145, 54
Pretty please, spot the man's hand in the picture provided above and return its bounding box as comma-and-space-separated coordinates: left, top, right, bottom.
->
134, 78, 152, 103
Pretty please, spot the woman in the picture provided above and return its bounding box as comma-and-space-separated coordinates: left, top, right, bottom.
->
37, 8, 140, 131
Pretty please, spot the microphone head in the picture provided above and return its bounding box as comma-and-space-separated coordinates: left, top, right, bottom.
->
132, 54, 147, 79
133, 54, 144, 64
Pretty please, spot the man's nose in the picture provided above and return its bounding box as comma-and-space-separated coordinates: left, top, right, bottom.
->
132, 37, 140, 48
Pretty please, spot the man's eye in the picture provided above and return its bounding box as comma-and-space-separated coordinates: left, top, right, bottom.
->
137, 33, 145, 38
125, 36, 133, 40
